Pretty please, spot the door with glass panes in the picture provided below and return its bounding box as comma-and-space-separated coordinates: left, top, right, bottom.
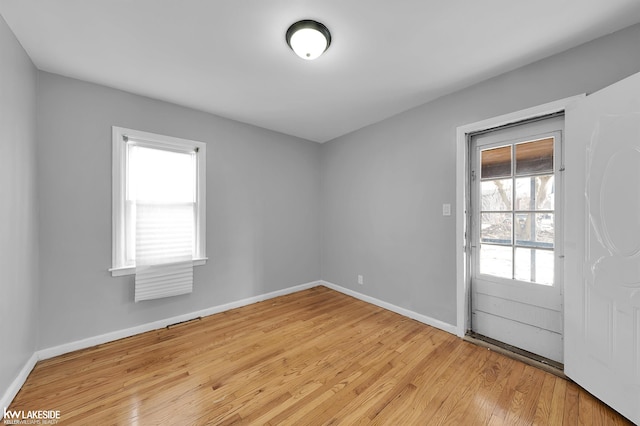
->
470, 115, 564, 363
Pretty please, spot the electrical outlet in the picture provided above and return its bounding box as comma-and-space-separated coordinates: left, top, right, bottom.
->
442, 203, 451, 216
357, 275, 364, 285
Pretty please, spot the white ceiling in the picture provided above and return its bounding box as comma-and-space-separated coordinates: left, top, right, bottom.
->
2, 1, 640, 143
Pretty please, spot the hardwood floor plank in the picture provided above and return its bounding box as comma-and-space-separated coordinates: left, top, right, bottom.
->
273, 326, 441, 424
333, 333, 459, 424
398, 343, 491, 424
459, 351, 516, 425
490, 359, 528, 422
577, 388, 595, 425
6, 286, 632, 425
533, 373, 557, 425
365, 348, 464, 421
549, 376, 568, 425
503, 365, 546, 426
563, 382, 581, 426
439, 350, 513, 425
291, 327, 434, 424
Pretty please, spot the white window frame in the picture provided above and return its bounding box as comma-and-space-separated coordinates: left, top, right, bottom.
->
110, 126, 207, 277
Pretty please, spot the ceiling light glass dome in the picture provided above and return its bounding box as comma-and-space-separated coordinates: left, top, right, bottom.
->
286, 20, 331, 60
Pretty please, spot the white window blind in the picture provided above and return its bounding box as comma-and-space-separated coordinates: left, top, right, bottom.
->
127, 144, 196, 302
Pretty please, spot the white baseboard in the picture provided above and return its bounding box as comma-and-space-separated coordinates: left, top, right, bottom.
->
2, 280, 320, 413
1, 352, 38, 413
320, 280, 457, 335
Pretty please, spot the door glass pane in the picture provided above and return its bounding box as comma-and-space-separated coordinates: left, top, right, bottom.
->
481, 145, 512, 179
480, 244, 512, 279
515, 213, 554, 247
515, 248, 554, 285
477, 133, 557, 285
481, 179, 512, 211
515, 138, 553, 175
515, 175, 554, 210
481, 213, 512, 244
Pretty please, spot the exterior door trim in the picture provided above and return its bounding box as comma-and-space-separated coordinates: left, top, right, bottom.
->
455, 95, 585, 338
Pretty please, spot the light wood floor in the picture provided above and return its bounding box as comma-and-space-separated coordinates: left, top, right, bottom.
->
8, 286, 632, 425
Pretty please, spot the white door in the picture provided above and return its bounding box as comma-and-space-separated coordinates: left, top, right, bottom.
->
565, 71, 640, 424
470, 116, 564, 363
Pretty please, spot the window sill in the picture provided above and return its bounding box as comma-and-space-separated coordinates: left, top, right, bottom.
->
109, 258, 208, 277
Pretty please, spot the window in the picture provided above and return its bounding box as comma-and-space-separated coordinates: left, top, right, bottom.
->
111, 127, 206, 276
477, 136, 556, 285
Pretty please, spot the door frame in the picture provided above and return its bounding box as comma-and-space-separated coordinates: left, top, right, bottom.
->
455, 95, 585, 338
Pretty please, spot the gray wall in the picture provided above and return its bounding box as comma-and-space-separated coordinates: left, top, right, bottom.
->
321, 24, 640, 326
0, 16, 39, 396
36, 72, 321, 349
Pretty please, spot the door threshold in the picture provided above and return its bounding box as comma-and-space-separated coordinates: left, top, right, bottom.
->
464, 332, 566, 379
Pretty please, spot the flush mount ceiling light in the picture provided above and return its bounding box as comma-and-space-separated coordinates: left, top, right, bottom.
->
286, 20, 331, 60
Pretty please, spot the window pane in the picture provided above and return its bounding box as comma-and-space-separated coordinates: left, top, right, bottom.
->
126, 145, 198, 264
481, 179, 512, 211
481, 145, 512, 179
515, 248, 554, 285
515, 213, 554, 248
136, 202, 195, 264
128, 145, 195, 203
479, 244, 512, 279
515, 175, 554, 210
481, 213, 512, 245
515, 138, 553, 175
